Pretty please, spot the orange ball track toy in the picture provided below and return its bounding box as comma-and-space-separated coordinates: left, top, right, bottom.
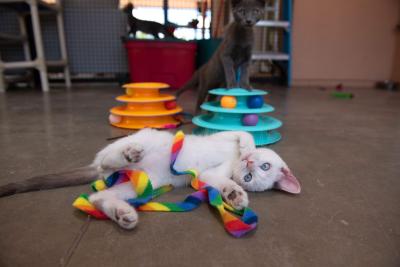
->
109, 82, 183, 129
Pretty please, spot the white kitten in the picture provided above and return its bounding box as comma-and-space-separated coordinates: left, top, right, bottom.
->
89, 129, 301, 230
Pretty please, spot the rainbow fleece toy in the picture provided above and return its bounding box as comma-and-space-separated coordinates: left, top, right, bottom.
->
73, 131, 258, 238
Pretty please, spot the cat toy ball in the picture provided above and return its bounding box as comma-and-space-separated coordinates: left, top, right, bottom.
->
109, 82, 183, 129
242, 114, 259, 126
164, 100, 177, 110
247, 96, 264, 109
220, 96, 237, 109
108, 114, 122, 124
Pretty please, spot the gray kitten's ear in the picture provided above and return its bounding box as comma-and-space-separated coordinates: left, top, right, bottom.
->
274, 167, 301, 194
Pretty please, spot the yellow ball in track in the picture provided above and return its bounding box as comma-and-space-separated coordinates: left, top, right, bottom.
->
220, 96, 237, 109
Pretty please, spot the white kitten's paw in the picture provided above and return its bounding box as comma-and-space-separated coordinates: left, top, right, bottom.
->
123, 143, 144, 163
113, 204, 139, 230
237, 133, 256, 156
222, 183, 249, 210
90, 197, 139, 230
99, 143, 143, 171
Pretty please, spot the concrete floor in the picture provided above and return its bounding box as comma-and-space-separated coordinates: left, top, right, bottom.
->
0, 85, 399, 267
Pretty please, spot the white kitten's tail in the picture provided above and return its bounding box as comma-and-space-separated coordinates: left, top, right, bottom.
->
0, 166, 100, 198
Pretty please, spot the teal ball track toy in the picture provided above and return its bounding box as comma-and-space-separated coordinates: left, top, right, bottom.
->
192, 88, 282, 146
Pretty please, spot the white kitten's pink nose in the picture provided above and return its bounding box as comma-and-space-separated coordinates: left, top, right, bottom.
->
246, 160, 254, 168
242, 154, 255, 170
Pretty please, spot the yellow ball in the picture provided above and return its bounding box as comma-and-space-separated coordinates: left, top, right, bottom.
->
220, 96, 237, 109
126, 88, 135, 96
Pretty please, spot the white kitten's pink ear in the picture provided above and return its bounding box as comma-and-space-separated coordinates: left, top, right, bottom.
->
274, 167, 301, 194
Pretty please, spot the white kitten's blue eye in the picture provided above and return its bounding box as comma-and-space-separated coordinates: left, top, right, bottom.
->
244, 173, 252, 182
260, 163, 271, 171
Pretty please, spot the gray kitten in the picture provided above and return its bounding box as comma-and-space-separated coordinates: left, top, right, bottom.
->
176, 0, 265, 112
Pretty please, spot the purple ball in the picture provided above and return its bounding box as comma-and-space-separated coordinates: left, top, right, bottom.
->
247, 96, 264, 109
242, 114, 259, 126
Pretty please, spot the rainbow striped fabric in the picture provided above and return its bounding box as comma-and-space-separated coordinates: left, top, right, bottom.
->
73, 131, 258, 238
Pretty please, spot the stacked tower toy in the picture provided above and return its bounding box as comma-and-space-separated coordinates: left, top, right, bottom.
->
192, 88, 282, 146
109, 82, 183, 129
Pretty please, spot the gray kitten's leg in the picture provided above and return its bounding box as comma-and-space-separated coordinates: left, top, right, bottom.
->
89, 182, 139, 230
221, 53, 238, 88
239, 62, 253, 90
199, 161, 249, 210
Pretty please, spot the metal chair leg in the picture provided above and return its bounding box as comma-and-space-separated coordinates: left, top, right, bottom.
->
0, 69, 5, 93
30, 0, 49, 92
56, 9, 71, 88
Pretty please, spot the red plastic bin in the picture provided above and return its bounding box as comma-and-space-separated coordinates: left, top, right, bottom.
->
124, 40, 197, 89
